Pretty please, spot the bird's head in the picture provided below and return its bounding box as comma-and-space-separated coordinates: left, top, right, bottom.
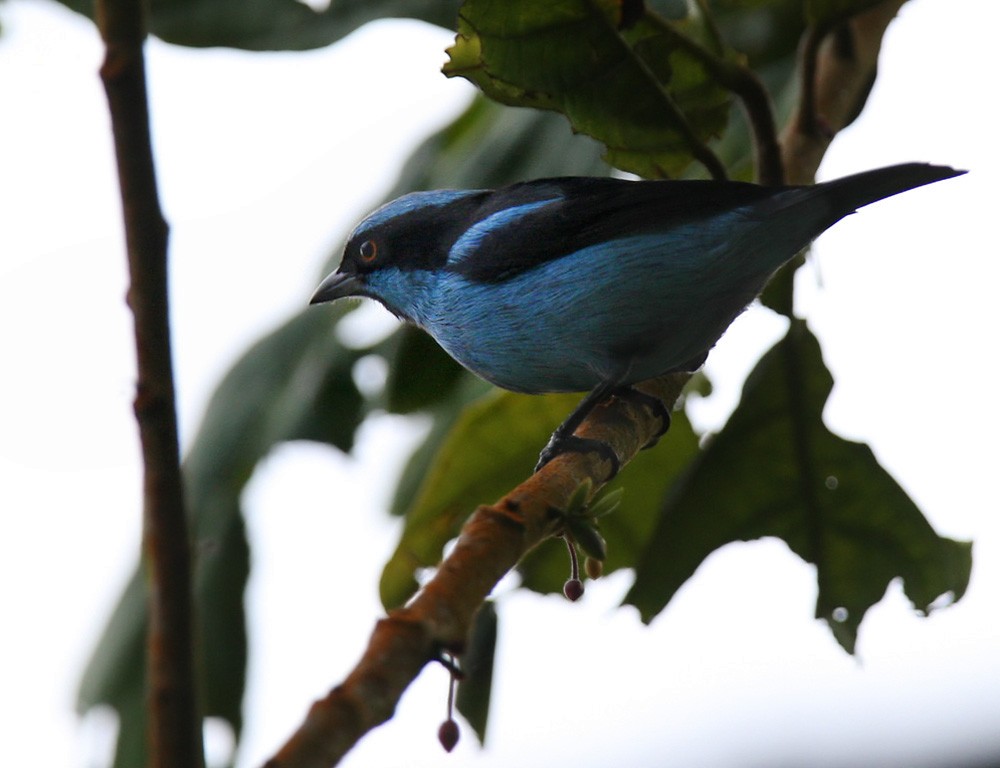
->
310, 189, 489, 320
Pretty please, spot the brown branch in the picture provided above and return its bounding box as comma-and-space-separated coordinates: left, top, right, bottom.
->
781, 0, 909, 184
767, 0, 909, 316
264, 373, 690, 767
96, 1, 204, 766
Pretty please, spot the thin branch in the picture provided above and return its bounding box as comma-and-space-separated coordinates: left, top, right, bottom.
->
96, 0, 204, 766
264, 373, 691, 768
767, 0, 909, 316
795, 24, 827, 141
781, 0, 908, 184
643, 8, 784, 185
728, 66, 784, 186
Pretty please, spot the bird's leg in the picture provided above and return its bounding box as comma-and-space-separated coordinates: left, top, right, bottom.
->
534, 382, 674, 477
535, 380, 621, 476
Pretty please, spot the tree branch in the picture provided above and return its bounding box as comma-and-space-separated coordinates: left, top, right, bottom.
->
96, 0, 204, 765
767, 0, 908, 316
264, 373, 690, 767
781, 0, 908, 184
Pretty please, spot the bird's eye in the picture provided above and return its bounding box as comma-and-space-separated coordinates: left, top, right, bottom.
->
359, 239, 378, 262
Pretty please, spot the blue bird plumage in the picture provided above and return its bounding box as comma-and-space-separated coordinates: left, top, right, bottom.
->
312, 163, 964, 472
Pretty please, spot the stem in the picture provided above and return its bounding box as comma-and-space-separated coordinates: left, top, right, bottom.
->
564, 534, 581, 582
96, 0, 204, 765
796, 25, 827, 141
765, 0, 909, 315
643, 9, 783, 185
780, 0, 908, 183
446, 655, 457, 718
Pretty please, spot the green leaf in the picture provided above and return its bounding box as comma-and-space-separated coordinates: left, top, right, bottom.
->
390, 96, 610, 197
387, 375, 493, 517
76, 569, 145, 717
55, 0, 462, 50
77, 308, 366, 765
380, 389, 582, 609
383, 326, 465, 414
709, 0, 808, 67
589, 486, 624, 519
566, 519, 608, 563
456, 601, 498, 744
625, 321, 972, 653
444, 0, 733, 178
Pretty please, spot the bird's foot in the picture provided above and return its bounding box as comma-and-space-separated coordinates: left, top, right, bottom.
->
533, 388, 671, 477
611, 387, 672, 449
535, 434, 620, 479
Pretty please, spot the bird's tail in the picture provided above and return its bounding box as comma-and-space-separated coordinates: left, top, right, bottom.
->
752, 162, 965, 248
816, 162, 966, 218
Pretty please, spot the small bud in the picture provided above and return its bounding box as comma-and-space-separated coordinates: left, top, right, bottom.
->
563, 578, 584, 601
584, 556, 603, 580
438, 719, 460, 752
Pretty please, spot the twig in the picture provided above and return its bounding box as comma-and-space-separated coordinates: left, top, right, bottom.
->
264, 373, 690, 767
781, 0, 908, 184
96, 0, 204, 766
766, 0, 909, 316
643, 9, 784, 185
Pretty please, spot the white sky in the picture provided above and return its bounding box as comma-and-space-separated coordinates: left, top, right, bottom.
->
1, 1, 998, 766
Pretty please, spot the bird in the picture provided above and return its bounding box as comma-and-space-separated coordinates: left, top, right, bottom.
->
311, 163, 965, 475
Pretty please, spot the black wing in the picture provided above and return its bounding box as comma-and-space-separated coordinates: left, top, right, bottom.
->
448, 176, 784, 283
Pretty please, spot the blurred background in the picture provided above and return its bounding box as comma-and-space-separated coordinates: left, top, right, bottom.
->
1, 0, 998, 765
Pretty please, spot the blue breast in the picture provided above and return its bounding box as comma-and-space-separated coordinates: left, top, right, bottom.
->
410, 212, 782, 393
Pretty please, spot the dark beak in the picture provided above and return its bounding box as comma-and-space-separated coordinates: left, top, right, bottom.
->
310, 271, 363, 305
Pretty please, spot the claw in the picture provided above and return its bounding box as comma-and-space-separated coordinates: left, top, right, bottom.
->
535, 434, 620, 479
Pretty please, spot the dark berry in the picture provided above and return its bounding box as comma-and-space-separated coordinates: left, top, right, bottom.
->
438, 719, 460, 752
563, 578, 584, 601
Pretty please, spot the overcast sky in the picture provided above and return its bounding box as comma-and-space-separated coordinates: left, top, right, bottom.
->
1, 1, 998, 766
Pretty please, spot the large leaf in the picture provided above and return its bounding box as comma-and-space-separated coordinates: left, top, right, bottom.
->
55, 0, 462, 50
381, 387, 704, 606
391, 96, 610, 198
380, 389, 582, 609
625, 321, 972, 653
444, 0, 734, 178
382, 326, 466, 415
455, 600, 498, 744
77, 308, 366, 767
